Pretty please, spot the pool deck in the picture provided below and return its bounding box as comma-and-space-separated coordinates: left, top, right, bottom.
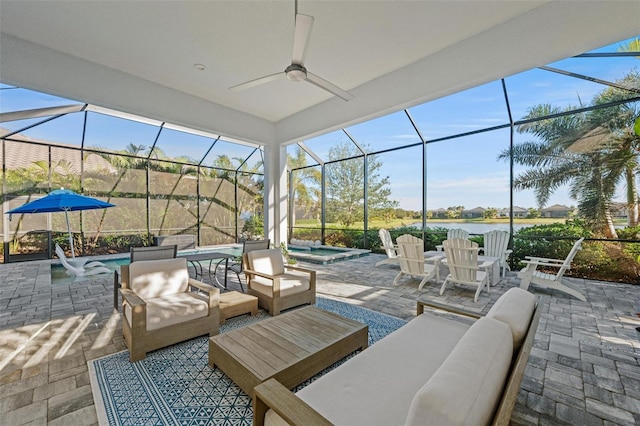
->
1, 252, 640, 425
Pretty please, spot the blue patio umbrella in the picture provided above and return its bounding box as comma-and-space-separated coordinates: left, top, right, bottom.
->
6, 188, 115, 259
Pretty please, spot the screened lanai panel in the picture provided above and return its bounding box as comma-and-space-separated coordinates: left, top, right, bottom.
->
0, 141, 3, 241
240, 148, 264, 173
325, 156, 364, 230
0, 86, 81, 113
346, 110, 421, 153
51, 146, 81, 191
425, 129, 510, 236
236, 172, 264, 239
510, 125, 573, 223
83, 111, 161, 153
149, 197, 198, 237
547, 57, 640, 92
409, 80, 509, 141
78, 200, 121, 237
1, 118, 55, 137
148, 161, 198, 236
14, 113, 85, 147
302, 130, 357, 162
289, 165, 321, 241
202, 140, 260, 171
504, 68, 612, 122
200, 173, 236, 245
3, 140, 50, 195
154, 127, 213, 164
83, 153, 147, 195
5, 196, 49, 239
149, 161, 198, 196
287, 144, 319, 168
367, 145, 422, 228
82, 196, 147, 241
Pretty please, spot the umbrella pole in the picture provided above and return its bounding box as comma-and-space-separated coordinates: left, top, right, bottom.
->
65, 210, 76, 259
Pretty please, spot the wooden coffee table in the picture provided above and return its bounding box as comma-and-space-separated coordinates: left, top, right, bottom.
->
208, 306, 368, 396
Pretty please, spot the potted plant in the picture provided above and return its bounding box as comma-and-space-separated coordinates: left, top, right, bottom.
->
280, 242, 297, 265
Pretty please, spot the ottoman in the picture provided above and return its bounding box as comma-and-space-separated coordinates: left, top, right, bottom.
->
219, 291, 259, 324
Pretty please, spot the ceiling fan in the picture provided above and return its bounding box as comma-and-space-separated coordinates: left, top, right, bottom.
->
229, 0, 354, 101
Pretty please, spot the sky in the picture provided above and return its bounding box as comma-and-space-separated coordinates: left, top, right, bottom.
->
296, 36, 640, 211
1, 37, 639, 212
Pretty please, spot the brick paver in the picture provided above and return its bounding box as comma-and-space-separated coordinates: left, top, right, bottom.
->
1, 251, 639, 425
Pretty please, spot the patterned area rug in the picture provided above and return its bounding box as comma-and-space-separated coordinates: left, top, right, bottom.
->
89, 297, 406, 425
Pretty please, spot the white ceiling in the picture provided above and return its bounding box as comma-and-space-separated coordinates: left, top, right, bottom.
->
1, 1, 639, 147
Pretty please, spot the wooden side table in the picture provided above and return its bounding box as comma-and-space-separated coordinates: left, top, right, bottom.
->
219, 291, 258, 324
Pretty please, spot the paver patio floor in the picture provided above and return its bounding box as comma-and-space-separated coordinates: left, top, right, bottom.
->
1, 252, 639, 425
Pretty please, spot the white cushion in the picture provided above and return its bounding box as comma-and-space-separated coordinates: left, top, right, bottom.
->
248, 249, 285, 276
265, 312, 471, 426
124, 292, 209, 331
405, 317, 513, 426
250, 270, 310, 297
487, 287, 536, 349
129, 258, 189, 299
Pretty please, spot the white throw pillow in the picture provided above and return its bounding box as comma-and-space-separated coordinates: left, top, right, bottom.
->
405, 317, 513, 426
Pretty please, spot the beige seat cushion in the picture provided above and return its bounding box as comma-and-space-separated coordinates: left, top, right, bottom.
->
405, 317, 513, 426
486, 287, 536, 349
124, 292, 209, 331
247, 249, 285, 276
249, 270, 310, 297
129, 258, 189, 299
265, 312, 471, 426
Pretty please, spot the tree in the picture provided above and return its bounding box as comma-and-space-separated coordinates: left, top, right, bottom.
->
446, 206, 464, 219
527, 208, 541, 219
287, 147, 321, 236
325, 141, 397, 227
499, 70, 640, 238
483, 208, 498, 219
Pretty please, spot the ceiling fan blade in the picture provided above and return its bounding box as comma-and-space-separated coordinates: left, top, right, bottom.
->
305, 72, 354, 101
229, 72, 284, 91
292, 14, 314, 65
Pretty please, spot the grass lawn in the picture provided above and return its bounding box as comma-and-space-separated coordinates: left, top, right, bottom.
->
294, 217, 566, 230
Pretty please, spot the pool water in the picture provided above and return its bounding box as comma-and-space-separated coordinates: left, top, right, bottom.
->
289, 247, 349, 256
50, 246, 243, 285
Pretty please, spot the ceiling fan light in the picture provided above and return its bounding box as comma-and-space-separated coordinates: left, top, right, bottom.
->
286, 69, 307, 82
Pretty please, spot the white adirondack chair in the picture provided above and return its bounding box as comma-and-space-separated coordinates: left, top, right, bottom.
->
436, 228, 469, 251
480, 230, 513, 277
375, 229, 400, 267
394, 234, 437, 289
440, 238, 489, 302
517, 238, 586, 302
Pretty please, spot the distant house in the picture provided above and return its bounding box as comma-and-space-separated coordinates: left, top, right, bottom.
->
462, 207, 485, 218
431, 208, 448, 219
610, 202, 628, 219
497, 206, 528, 218
540, 204, 572, 218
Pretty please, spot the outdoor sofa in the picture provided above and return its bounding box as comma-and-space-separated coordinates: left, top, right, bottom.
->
254, 287, 540, 425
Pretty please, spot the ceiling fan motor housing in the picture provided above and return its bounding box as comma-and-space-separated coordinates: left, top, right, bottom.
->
285, 64, 307, 82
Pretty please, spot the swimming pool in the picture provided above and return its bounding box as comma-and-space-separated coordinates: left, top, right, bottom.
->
288, 245, 370, 265
50, 246, 243, 285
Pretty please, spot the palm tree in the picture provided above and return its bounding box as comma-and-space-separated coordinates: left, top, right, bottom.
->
500, 71, 640, 238
287, 147, 321, 236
